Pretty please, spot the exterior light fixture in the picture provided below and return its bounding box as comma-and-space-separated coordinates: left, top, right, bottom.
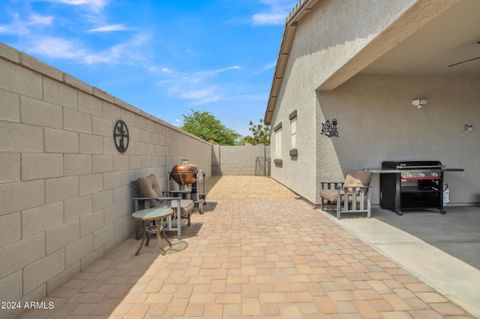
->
321, 119, 339, 137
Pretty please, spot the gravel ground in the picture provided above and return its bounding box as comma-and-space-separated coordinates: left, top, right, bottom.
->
205, 176, 296, 200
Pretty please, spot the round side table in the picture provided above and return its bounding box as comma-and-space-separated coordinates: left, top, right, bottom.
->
132, 207, 173, 256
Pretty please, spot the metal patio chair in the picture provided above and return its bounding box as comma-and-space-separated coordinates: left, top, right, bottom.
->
131, 174, 193, 239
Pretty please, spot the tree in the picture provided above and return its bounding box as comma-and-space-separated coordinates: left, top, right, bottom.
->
244, 119, 270, 145
182, 110, 241, 145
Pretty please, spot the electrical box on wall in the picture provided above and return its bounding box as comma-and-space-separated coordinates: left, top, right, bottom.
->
412, 99, 428, 109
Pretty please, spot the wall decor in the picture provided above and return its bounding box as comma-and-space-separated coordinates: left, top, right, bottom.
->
114, 120, 129, 153
321, 119, 339, 137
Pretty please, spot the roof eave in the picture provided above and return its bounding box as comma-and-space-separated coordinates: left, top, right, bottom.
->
264, 0, 319, 125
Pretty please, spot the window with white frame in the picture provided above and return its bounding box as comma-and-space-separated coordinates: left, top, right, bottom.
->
290, 115, 297, 149
274, 124, 282, 159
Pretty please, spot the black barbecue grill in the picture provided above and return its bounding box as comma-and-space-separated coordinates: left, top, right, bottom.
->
368, 161, 464, 215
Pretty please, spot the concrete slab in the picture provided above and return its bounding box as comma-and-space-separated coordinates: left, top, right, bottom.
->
374, 207, 480, 269
321, 210, 480, 318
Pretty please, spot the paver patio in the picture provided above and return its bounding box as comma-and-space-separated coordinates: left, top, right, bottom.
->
18, 178, 471, 319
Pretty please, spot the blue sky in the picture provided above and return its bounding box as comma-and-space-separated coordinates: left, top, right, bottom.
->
0, 0, 296, 135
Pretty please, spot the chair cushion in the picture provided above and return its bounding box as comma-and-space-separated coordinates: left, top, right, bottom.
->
162, 199, 194, 217
147, 174, 162, 197
319, 190, 338, 202
137, 175, 158, 198
345, 170, 372, 187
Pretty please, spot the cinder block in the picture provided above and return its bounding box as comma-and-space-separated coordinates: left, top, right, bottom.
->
103, 136, 118, 154
64, 74, 92, 94
79, 173, 103, 195
103, 170, 128, 190
93, 87, 114, 103
0, 58, 42, 99
46, 219, 80, 254
81, 246, 104, 270
78, 91, 102, 116
0, 42, 20, 63
0, 270, 22, 305
0, 89, 20, 122
64, 108, 92, 133
93, 224, 114, 250
0, 152, 20, 183
134, 142, 147, 155
0, 180, 44, 216
20, 283, 46, 315
43, 77, 78, 109
46, 261, 80, 294
64, 194, 92, 221
44, 128, 78, 153
45, 176, 78, 203
79, 133, 104, 154
128, 156, 142, 169
0, 232, 45, 279
0, 122, 43, 152
20, 96, 63, 128
102, 203, 119, 222
101, 102, 121, 121
92, 117, 112, 137
92, 190, 113, 212
0, 212, 21, 248
64, 154, 91, 176
92, 154, 113, 173
23, 248, 65, 294
19, 53, 63, 81
22, 202, 63, 237
80, 211, 104, 237
65, 234, 93, 267
21, 153, 63, 180
114, 215, 133, 238
113, 185, 130, 203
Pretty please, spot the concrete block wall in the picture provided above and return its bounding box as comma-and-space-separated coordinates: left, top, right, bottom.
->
212, 144, 270, 176
0, 42, 212, 318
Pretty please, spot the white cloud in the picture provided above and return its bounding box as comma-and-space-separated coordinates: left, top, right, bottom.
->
22, 33, 150, 65
0, 13, 53, 35
29, 14, 54, 26
88, 24, 129, 32
148, 66, 175, 74
262, 61, 277, 70
252, 0, 296, 25
45, 0, 109, 11
28, 36, 87, 59
82, 33, 151, 64
200, 65, 241, 76
155, 65, 242, 106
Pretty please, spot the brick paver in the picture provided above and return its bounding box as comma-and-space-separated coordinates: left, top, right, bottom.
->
19, 198, 471, 318
205, 176, 296, 200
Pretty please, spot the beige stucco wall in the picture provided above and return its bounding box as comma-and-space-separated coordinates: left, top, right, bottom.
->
270, 0, 418, 203
0, 43, 211, 318
270, 0, 479, 205
316, 73, 480, 205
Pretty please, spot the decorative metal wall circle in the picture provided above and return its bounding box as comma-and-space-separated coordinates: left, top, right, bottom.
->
321, 119, 339, 137
113, 120, 129, 153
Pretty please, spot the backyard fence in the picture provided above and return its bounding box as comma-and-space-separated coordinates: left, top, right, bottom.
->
212, 144, 271, 176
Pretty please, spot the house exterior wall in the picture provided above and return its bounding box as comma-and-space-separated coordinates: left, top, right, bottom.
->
0, 43, 212, 318
316, 73, 480, 205
212, 144, 270, 176
269, 0, 417, 203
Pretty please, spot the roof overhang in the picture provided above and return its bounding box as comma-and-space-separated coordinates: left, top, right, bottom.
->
264, 0, 320, 125
264, 0, 460, 125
